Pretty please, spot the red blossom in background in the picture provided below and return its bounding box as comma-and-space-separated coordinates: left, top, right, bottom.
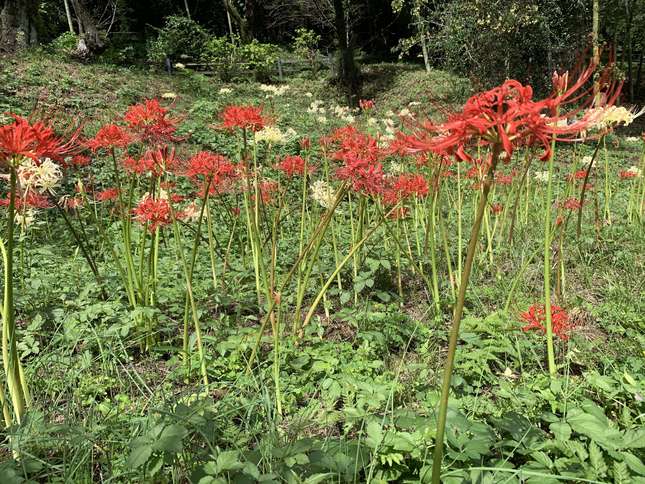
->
567, 169, 587, 182
251, 180, 279, 204
132, 196, 172, 231
561, 197, 583, 210
328, 126, 385, 195
382, 173, 429, 205
87, 124, 132, 152
186, 151, 236, 181
275, 155, 313, 177
490, 202, 504, 214
0, 191, 52, 209
124, 147, 180, 176
124, 99, 180, 144
70, 155, 91, 167
221, 105, 266, 132
95, 187, 120, 202
495, 171, 516, 186
618, 170, 638, 179
359, 99, 375, 111
520, 304, 572, 340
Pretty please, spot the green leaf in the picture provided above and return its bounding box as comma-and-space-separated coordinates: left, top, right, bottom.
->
549, 422, 571, 441
365, 421, 384, 448
153, 424, 188, 453
215, 450, 243, 472
622, 452, 645, 476
567, 407, 621, 450
127, 444, 152, 469
303, 473, 335, 483
614, 461, 631, 484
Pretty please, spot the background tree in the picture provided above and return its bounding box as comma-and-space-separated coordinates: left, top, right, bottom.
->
0, 0, 39, 51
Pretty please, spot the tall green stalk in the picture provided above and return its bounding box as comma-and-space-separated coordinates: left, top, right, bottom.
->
431, 145, 501, 484
2, 164, 28, 426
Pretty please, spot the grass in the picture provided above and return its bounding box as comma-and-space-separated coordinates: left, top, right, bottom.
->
0, 51, 643, 483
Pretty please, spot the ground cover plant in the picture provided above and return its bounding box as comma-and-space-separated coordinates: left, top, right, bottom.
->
0, 49, 643, 484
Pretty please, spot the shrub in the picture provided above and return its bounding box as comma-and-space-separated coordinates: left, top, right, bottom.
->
48, 32, 78, 57
201, 36, 280, 82
146, 15, 209, 64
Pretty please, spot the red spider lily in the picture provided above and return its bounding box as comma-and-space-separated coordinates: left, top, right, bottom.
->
490, 202, 504, 214
387, 206, 410, 220
132, 196, 172, 231
327, 126, 385, 195
186, 151, 236, 184
399, 61, 621, 162
520, 304, 572, 341
618, 170, 639, 180
275, 155, 313, 177
221, 105, 266, 132
359, 99, 375, 111
61, 196, 85, 209
124, 99, 180, 144
95, 187, 120, 202
230, 206, 241, 217
0, 115, 80, 164
300, 137, 311, 150
0, 191, 52, 209
124, 146, 180, 176
567, 169, 587, 182
382, 173, 429, 205
561, 197, 583, 210
251, 180, 279, 204
70, 155, 91, 167
87, 124, 132, 152
495, 171, 516, 186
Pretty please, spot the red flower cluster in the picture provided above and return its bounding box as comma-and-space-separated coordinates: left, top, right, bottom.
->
495, 171, 516, 186
329, 126, 385, 195
87, 124, 132, 152
567, 169, 587, 182
0, 191, 52, 209
95, 187, 120, 202
132, 196, 172, 231
490, 202, 504, 214
0, 115, 79, 164
359, 99, 375, 111
618, 170, 638, 180
520, 304, 572, 340
398, 62, 620, 163
123, 147, 180, 176
124, 99, 179, 145
382, 173, 429, 205
221, 105, 266, 132
275, 155, 312, 178
561, 197, 582, 210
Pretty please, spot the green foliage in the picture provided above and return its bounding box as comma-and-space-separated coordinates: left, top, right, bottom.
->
146, 15, 209, 64
47, 31, 77, 57
428, 0, 588, 93
201, 35, 280, 81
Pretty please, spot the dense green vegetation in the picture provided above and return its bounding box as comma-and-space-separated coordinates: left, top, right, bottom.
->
0, 52, 642, 483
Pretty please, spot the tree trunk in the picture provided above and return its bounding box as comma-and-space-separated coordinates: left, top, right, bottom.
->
223, 0, 250, 42
332, 0, 360, 106
184, 0, 191, 19
0, 0, 38, 52
70, 0, 104, 57
625, 0, 634, 101
63, 0, 75, 33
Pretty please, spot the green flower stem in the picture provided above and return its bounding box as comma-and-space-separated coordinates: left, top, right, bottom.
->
301, 203, 399, 330
431, 144, 501, 484
170, 208, 208, 387
576, 139, 603, 237
2, 165, 28, 426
